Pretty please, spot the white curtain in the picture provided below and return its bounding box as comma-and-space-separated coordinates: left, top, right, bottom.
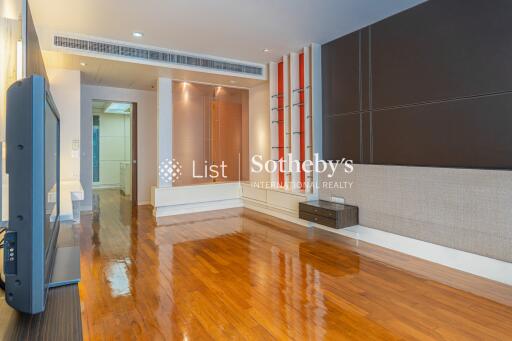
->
0, 16, 20, 222
0, 16, 19, 142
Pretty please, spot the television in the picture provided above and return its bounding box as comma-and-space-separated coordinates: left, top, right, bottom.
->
4, 75, 60, 314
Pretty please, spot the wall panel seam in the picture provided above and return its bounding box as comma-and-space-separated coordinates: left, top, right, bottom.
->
368, 26, 373, 163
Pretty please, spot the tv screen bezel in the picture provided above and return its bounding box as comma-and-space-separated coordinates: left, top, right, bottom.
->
43, 87, 61, 287
4, 75, 61, 314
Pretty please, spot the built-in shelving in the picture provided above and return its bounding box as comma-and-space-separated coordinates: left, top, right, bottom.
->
269, 44, 321, 194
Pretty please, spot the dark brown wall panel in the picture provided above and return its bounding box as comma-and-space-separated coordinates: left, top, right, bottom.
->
322, 0, 512, 169
324, 114, 361, 163
360, 28, 370, 112
361, 112, 371, 163
322, 31, 360, 116
371, 0, 512, 109
372, 93, 512, 168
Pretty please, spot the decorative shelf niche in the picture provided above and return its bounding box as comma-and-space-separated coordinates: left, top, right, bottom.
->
269, 44, 322, 194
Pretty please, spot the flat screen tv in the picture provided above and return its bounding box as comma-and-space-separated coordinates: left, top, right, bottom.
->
4, 75, 60, 314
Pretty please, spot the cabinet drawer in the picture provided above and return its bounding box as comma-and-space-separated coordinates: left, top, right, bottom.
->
299, 202, 337, 219
299, 211, 338, 228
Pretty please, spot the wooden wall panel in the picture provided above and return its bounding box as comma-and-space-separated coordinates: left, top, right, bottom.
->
322, 31, 360, 116
372, 0, 512, 109
216, 101, 243, 180
360, 28, 370, 112
372, 93, 512, 169
361, 112, 371, 163
322, 0, 512, 169
324, 113, 361, 163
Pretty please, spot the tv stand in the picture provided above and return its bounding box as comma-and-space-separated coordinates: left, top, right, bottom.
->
0, 222, 82, 340
49, 245, 80, 288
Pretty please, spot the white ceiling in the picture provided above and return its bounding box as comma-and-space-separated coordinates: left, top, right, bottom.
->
30, 0, 425, 64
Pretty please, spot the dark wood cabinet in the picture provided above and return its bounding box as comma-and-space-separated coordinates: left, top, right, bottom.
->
299, 201, 358, 229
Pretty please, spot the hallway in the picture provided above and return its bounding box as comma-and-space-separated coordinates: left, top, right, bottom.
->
78, 190, 512, 340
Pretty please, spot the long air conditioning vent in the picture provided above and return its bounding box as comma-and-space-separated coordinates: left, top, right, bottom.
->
54, 35, 264, 77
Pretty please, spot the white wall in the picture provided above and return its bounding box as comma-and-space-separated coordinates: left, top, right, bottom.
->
248, 82, 270, 183
81, 85, 157, 209
47, 68, 81, 181
94, 112, 131, 187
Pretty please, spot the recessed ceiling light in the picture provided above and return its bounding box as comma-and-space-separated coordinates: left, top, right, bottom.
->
132, 32, 144, 38
80, 62, 87, 67
263, 48, 271, 53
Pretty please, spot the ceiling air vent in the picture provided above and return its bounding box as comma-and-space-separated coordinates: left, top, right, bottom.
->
53, 35, 264, 77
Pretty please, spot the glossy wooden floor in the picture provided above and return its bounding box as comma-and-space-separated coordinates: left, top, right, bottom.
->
79, 189, 512, 340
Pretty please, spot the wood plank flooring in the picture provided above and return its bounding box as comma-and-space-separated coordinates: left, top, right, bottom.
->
79, 189, 512, 340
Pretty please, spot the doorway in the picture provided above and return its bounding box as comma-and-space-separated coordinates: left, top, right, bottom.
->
91, 100, 137, 206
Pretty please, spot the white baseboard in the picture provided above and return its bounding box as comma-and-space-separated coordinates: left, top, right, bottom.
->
310, 223, 512, 286
153, 199, 243, 217
243, 198, 311, 227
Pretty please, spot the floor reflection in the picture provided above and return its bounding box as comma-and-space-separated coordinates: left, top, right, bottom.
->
77, 189, 512, 340
105, 259, 132, 297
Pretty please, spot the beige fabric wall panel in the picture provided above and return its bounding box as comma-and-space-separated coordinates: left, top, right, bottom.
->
319, 164, 512, 262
